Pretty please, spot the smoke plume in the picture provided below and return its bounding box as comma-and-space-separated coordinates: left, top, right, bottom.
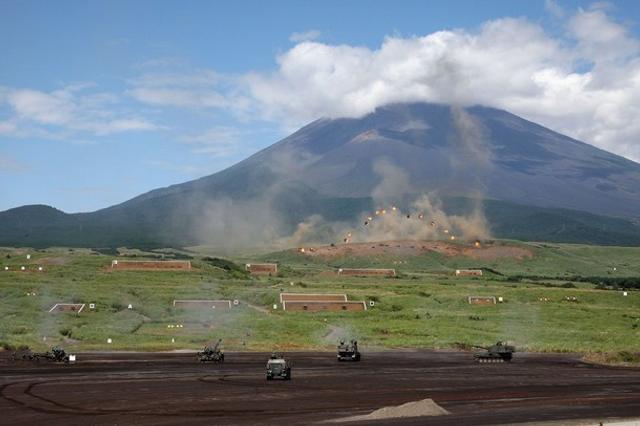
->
190, 106, 493, 251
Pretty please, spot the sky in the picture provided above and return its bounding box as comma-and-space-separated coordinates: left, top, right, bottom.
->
1, 0, 640, 212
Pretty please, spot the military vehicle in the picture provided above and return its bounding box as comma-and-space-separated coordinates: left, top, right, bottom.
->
473, 341, 515, 363
12, 346, 73, 363
337, 339, 361, 362
266, 353, 291, 380
197, 339, 224, 363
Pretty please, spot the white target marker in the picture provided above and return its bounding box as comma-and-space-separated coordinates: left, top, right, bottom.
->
233, 299, 239, 306
127, 304, 133, 309
89, 303, 95, 309
369, 301, 375, 307
107, 338, 112, 344
4, 266, 8, 271
623, 292, 628, 297
38, 266, 43, 271
273, 304, 278, 310
26, 254, 31, 260
20, 266, 25, 271
171, 338, 175, 343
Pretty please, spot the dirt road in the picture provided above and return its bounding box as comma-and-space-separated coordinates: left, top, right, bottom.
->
1, 351, 639, 425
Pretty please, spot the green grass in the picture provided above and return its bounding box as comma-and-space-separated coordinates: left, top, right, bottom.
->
0, 243, 639, 354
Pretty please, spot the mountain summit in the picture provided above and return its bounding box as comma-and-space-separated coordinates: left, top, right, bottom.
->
2, 103, 640, 248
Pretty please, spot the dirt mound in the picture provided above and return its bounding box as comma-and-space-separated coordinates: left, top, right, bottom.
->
295, 240, 532, 261
331, 398, 449, 422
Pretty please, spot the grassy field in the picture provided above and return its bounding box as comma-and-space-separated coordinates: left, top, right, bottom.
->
0, 242, 639, 355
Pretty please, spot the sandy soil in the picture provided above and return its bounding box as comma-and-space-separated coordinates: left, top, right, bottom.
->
1, 351, 639, 425
295, 240, 533, 261
331, 398, 449, 422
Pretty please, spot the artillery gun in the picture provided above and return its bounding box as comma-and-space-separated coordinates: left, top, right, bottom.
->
12, 346, 73, 363
197, 339, 224, 363
473, 341, 515, 363
337, 339, 361, 362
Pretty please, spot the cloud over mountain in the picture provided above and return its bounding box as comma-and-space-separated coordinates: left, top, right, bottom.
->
241, 5, 640, 160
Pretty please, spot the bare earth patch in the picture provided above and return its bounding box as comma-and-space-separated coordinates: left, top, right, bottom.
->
295, 240, 532, 261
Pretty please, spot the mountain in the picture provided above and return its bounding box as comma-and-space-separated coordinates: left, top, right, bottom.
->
2, 103, 640, 248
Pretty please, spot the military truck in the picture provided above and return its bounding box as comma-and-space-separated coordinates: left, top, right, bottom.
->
473, 341, 515, 363
266, 353, 291, 380
197, 339, 224, 363
13, 346, 73, 363
337, 339, 361, 362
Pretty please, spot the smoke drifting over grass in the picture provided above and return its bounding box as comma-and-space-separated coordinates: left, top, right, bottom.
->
194, 197, 282, 253
191, 105, 493, 251
349, 106, 492, 243
352, 194, 490, 243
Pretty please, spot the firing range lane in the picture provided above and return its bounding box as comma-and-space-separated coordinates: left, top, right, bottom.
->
1, 351, 640, 425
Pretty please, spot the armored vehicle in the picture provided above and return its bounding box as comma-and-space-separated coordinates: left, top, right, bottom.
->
266, 353, 291, 380
13, 346, 72, 363
197, 339, 224, 363
337, 339, 361, 362
473, 341, 515, 363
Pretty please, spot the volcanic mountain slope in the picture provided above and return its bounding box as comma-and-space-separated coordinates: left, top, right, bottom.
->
2, 102, 640, 248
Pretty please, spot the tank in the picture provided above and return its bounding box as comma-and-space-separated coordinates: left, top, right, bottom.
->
266, 353, 291, 380
337, 339, 361, 362
473, 341, 515, 363
197, 339, 225, 363
13, 346, 72, 363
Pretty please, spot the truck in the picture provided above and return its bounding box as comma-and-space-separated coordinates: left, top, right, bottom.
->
266, 353, 291, 380
337, 339, 361, 362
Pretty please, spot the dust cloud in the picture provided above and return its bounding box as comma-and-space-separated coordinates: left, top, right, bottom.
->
190, 105, 493, 251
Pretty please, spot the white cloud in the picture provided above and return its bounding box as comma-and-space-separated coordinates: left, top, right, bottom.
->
289, 29, 322, 43
128, 70, 243, 110
0, 84, 157, 139
0, 120, 16, 135
146, 159, 207, 175
180, 126, 243, 157
0, 155, 26, 173
126, 6, 640, 162
235, 9, 640, 161
545, 0, 565, 18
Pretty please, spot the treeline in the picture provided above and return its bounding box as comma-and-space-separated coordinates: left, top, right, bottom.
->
505, 274, 640, 290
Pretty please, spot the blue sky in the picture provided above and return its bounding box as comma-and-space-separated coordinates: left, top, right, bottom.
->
1, 0, 639, 212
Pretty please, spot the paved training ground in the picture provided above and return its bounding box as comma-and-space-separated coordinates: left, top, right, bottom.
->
2, 351, 640, 425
